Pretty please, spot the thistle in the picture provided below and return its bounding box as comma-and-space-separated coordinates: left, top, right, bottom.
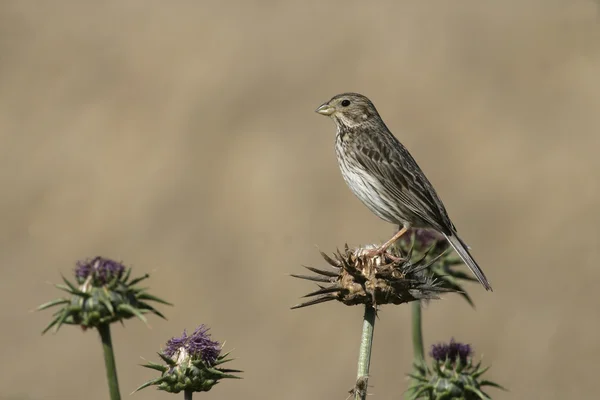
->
397, 228, 477, 307
36, 256, 172, 400
36, 256, 172, 333
292, 244, 458, 400
399, 229, 484, 399
291, 244, 454, 310
408, 339, 504, 399
135, 325, 241, 396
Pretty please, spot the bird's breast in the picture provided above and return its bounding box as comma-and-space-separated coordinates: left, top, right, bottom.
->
334, 140, 403, 225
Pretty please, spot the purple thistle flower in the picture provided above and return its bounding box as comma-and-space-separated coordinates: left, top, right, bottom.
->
410, 339, 504, 397
135, 325, 240, 394
164, 325, 221, 366
74, 257, 125, 285
430, 338, 473, 364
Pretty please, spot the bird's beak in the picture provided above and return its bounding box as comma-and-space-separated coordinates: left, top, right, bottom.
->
315, 103, 335, 116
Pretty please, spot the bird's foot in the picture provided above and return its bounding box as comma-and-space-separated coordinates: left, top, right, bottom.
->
362, 245, 385, 258
362, 246, 404, 263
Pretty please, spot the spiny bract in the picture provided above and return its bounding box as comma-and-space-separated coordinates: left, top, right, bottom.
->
36, 256, 171, 333
408, 339, 504, 399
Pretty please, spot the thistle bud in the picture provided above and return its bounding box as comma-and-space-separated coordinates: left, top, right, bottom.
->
36, 256, 171, 333
409, 339, 504, 399
135, 325, 241, 394
396, 228, 479, 307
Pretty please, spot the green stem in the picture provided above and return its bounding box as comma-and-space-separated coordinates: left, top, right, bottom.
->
354, 305, 376, 400
184, 389, 193, 400
98, 323, 122, 400
405, 300, 425, 399
411, 300, 425, 363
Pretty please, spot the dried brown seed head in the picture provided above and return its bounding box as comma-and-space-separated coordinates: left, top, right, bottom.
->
291, 244, 454, 309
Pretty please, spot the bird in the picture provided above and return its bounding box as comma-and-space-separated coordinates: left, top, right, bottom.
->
316, 93, 492, 291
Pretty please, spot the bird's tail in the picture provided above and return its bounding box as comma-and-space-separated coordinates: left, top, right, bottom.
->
443, 233, 493, 291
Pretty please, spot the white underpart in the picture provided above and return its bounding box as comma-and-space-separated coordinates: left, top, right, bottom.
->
335, 137, 404, 226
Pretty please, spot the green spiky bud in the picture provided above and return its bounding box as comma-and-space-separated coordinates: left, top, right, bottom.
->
134, 325, 241, 394
396, 228, 478, 307
408, 339, 505, 399
36, 257, 172, 333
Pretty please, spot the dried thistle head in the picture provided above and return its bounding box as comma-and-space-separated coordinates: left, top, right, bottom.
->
291, 244, 454, 309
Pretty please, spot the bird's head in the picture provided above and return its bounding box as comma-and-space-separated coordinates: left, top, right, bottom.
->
315, 93, 380, 128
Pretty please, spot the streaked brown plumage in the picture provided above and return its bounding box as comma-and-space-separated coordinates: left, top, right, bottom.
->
316, 93, 492, 291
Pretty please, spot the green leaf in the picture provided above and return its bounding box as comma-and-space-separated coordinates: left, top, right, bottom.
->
212, 358, 233, 367
35, 298, 70, 311
106, 274, 121, 290
480, 380, 507, 391
117, 304, 148, 325
410, 386, 431, 399
53, 308, 71, 333
136, 293, 173, 306
51, 308, 65, 317
53, 284, 76, 295
41, 315, 61, 335
457, 289, 475, 308
406, 373, 428, 383
140, 361, 168, 372
54, 283, 89, 298
67, 305, 83, 313
98, 295, 115, 315
157, 352, 177, 366
218, 350, 232, 359
132, 377, 164, 394
220, 373, 243, 380
137, 303, 167, 320
61, 275, 80, 292
480, 390, 493, 399
121, 267, 132, 283
411, 361, 429, 375
205, 368, 242, 379
472, 365, 490, 379
465, 385, 491, 399
127, 274, 150, 287
437, 278, 474, 307
216, 368, 243, 374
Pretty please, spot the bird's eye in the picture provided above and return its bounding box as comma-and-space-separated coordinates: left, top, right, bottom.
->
341, 99, 351, 107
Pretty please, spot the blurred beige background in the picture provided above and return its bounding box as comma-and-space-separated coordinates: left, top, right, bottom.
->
1, 1, 599, 399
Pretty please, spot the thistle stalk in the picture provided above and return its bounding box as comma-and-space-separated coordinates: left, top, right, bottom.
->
411, 301, 425, 363
98, 323, 121, 400
405, 301, 424, 399
354, 305, 376, 400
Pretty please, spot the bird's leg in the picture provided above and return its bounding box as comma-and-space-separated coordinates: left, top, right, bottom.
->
364, 226, 409, 259
380, 226, 409, 253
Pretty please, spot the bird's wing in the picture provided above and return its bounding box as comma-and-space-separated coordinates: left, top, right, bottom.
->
354, 131, 455, 234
